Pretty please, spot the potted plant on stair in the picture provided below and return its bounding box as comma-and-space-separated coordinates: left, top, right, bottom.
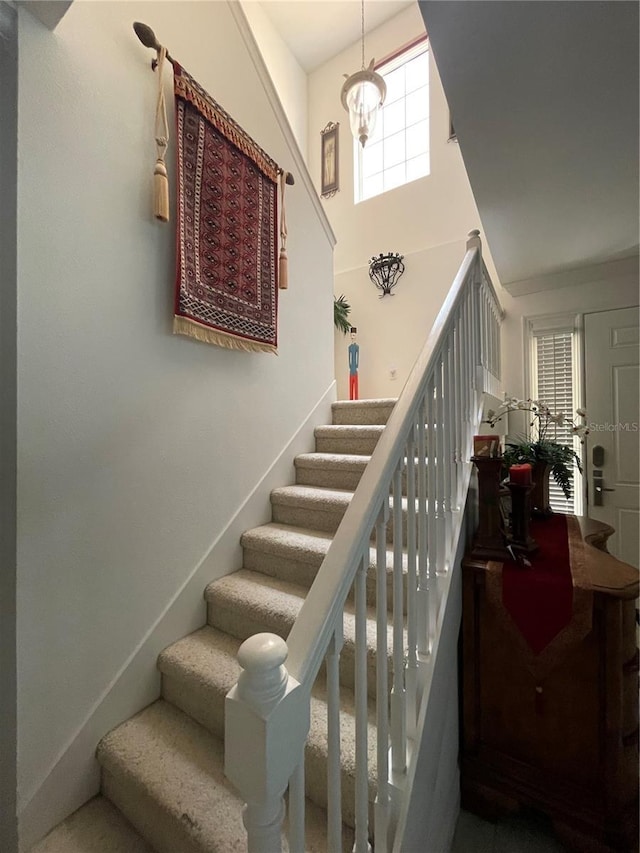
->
486, 398, 589, 516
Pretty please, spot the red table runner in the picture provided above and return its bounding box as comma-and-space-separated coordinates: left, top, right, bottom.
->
502, 515, 573, 654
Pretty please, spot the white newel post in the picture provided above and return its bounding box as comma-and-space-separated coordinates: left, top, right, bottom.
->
225, 633, 310, 853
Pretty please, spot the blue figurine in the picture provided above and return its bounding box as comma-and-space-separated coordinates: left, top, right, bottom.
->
348, 327, 359, 400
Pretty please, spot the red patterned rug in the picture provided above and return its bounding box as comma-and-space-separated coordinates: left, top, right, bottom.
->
173, 63, 280, 353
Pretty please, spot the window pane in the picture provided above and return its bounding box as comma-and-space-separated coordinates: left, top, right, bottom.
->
534, 330, 577, 514
363, 141, 383, 178
405, 51, 429, 93
384, 66, 405, 104
383, 130, 405, 168
383, 99, 405, 138
383, 163, 406, 192
368, 114, 383, 145
406, 87, 429, 123
354, 40, 431, 202
406, 120, 429, 159
406, 153, 430, 182
362, 172, 383, 201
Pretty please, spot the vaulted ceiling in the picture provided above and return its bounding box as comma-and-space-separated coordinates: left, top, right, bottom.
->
258, 0, 415, 71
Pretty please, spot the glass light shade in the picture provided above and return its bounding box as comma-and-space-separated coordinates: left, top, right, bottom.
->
341, 64, 387, 148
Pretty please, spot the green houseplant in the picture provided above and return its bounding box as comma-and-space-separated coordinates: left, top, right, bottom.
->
486, 398, 589, 512
333, 294, 352, 335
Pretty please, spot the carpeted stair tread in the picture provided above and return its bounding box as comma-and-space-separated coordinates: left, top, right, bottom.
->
314, 424, 384, 455
242, 522, 408, 572
331, 399, 396, 425
242, 522, 334, 565
97, 700, 246, 853
270, 484, 414, 541
240, 522, 408, 609
158, 626, 242, 739
295, 452, 370, 490
295, 452, 371, 471
270, 484, 355, 533
205, 569, 309, 640
29, 795, 153, 853
156, 626, 377, 830
315, 425, 385, 439
205, 569, 401, 696
272, 482, 355, 503
98, 700, 352, 853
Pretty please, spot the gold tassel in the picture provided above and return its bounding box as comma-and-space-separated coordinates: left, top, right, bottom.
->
279, 247, 288, 290
153, 46, 170, 224
154, 159, 169, 222
279, 172, 288, 289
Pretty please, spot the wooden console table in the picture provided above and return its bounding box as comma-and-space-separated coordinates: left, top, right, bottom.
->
461, 516, 639, 852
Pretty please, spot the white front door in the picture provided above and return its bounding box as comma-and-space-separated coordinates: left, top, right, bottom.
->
584, 306, 640, 567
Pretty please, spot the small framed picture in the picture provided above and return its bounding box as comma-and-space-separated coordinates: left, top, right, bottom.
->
321, 122, 339, 197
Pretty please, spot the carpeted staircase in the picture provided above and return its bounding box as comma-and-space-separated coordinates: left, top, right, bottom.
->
32, 399, 398, 853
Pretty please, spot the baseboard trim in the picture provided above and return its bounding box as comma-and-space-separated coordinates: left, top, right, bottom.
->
18, 380, 337, 851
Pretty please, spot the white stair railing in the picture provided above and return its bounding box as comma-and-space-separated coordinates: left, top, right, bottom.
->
225, 230, 503, 852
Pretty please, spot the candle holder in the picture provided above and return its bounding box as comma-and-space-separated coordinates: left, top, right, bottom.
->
471, 456, 510, 560
507, 481, 538, 555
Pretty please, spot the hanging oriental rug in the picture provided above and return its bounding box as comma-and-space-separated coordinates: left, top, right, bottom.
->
173, 63, 280, 354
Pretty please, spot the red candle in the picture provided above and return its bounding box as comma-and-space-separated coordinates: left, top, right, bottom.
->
509, 463, 532, 485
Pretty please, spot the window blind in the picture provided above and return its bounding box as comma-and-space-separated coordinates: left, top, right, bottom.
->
534, 330, 577, 513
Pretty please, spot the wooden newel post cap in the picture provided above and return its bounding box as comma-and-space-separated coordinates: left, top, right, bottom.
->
237, 633, 289, 707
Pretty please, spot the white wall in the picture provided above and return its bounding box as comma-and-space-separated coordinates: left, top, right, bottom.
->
308, 4, 500, 397
16, 0, 333, 843
241, 1, 308, 159
501, 263, 640, 404
0, 4, 18, 852
333, 239, 468, 399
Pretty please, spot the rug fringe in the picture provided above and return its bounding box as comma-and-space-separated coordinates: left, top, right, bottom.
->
173, 316, 278, 355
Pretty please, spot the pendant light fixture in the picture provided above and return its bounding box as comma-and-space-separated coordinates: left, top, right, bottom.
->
341, 0, 386, 148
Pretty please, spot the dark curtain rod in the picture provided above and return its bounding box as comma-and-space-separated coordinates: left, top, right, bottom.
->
133, 22, 295, 186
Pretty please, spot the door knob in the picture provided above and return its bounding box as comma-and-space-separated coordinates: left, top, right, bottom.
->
593, 471, 615, 506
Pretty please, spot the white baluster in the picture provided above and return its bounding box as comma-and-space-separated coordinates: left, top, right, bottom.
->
483, 291, 490, 372
226, 633, 310, 853
327, 620, 343, 853
442, 338, 453, 548
462, 294, 471, 431
405, 427, 418, 737
434, 360, 445, 635
375, 502, 390, 851
453, 315, 463, 509
426, 383, 437, 650
354, 555, 371, 853
416, 405, 429, 657
391, 463, 406, 774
